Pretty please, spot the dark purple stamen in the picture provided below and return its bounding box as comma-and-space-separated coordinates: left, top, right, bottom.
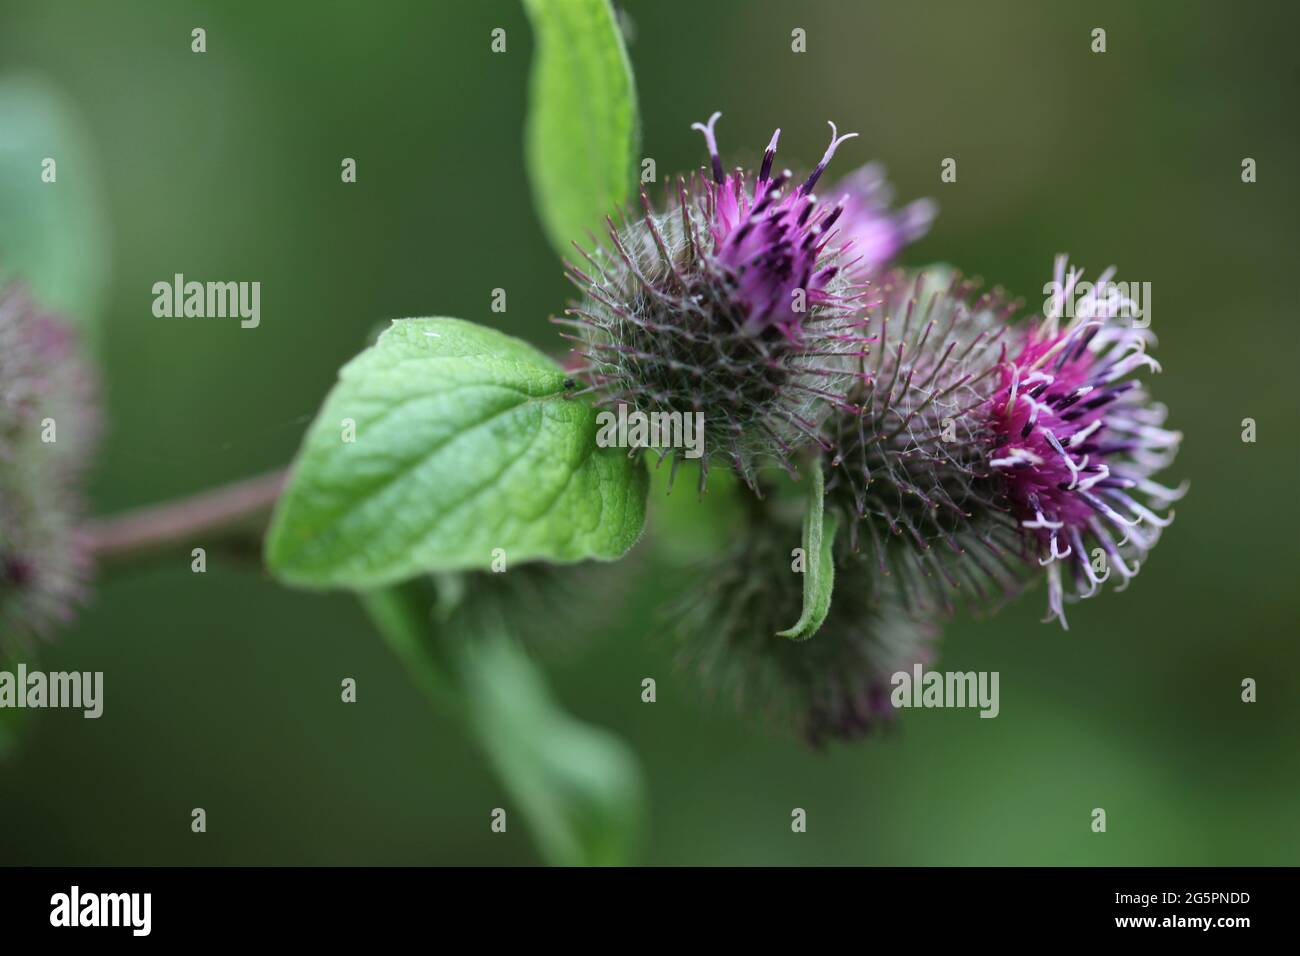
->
799, 122, 859, 196
758, 128, 781, 184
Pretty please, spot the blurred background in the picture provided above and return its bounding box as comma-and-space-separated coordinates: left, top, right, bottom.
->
0, 0, 1296, 865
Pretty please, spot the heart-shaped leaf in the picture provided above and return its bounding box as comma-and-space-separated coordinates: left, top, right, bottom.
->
266, 318, 648, 588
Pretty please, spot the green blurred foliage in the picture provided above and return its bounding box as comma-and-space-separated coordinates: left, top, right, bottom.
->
0, 0, 1296, 864
0, 73, 109, 339
362, 580, 645, 865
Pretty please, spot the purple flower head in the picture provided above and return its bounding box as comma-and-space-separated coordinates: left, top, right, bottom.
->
562, 113, 876, 490
826, 163, 936, 272
0, 282, 101, 646
690, 112, 860, 338
984, 257, 1185, 627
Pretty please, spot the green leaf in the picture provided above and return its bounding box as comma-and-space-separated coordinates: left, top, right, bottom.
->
461, 630, 644, 866
523, 0, 639, 256
266, 318, 649, 588
778, 462, 838, 641
0, 75, 110, 342
360, 578, 645, 866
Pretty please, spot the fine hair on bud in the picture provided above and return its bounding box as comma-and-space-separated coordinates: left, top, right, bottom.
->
673, 509, 937, 747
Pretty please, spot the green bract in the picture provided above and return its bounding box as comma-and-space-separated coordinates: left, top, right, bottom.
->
778, 463, 838, 641
266, 318, 648, 588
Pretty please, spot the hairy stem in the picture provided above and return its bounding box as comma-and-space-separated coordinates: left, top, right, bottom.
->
82, 468, 287, 567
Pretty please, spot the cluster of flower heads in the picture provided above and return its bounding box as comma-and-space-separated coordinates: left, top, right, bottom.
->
0, 282, 100, 647
564, 114, 1183, 741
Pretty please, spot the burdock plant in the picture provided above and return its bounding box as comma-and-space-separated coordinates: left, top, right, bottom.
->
144, 1, 1184, 750
2, 0, 1185, 856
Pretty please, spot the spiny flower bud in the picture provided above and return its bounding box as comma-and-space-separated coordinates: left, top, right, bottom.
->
983, 257, 1184, 627
826, 270, 1033, 615
562, 113, 917, 492
0, 282, 100, 645
674, 514, 937, 747
827, 260, 1183, 627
